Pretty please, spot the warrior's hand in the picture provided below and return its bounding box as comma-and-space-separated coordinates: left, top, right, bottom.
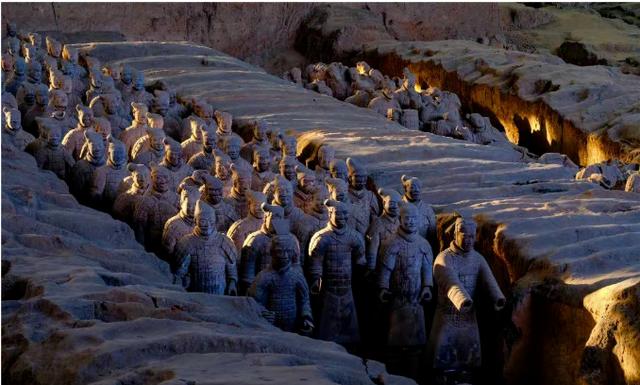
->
310, 278, 322, 295
460, 298, 474, 313
226, 281, 238, 296
261, 310, 276, 324
300, 317, 314, 333
379, 288, 391, 303
420, 286, 433, 302
494, 297, 506, 311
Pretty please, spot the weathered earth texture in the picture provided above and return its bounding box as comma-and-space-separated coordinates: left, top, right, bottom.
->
360, 40, 640, 167
2, 40, 636, 385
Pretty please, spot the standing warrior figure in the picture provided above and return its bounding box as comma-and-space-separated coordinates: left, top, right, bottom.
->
160, 137, 193, 192
180, 118, 204, 162
131, 127, 166, 166
346, 157, 380, 235
263, 155, 297, 203
308, 199, 366, 345
25, 117, 75, 180
187, 123, 217, 171
365, 188, 401, 272
312, 143, 335, 183
293, 166, 318, 215
224, 164, 252, 219
240, 203, 301, 295
427, 216, 506, 376
213, 152, 233, 196
401, 175, 436, 243
68, 130, 106, 206
223, 134, 252, 171
193, 170, 239, 233
162, 184, 199, 267
174, 200, 238, 295
249, 235, 314, 334
119, 103, 149, 155
240, 119, 270, 163
2, 107, 35, 151
90, 137, 128, 210
377, 202, 433, 348
329, 158, 348, 183
132, 163, 180, 251
227, 190, 266, 252
62, 104, 96, 161
112, 163, 149, 222
250, 147, 275, 192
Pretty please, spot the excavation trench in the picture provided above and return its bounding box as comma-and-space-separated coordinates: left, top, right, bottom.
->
358, 48, 625, 167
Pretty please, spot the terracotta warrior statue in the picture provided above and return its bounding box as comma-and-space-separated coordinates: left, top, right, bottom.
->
224, 164, 252, 219
293, 166, 318, 215
90, 137, 129, 210
181, 118, 204, 162
240, 203, 301, 294
250, 146, 275, 192
25, 117, 75, 180
174, 200, 238, 295
213, 151, 233, 196
68, 130, 106, 206
4, 56, 26, 96
401, 175, 436, 243
162, 185, 199, 266
90, 93, 128, 138
240, 119, 270, 163
368, 87, 401, 119
427, 216, 506, 375
112, 163, 149, 222
85, 68, 104, 105
187, 123, 217, 171
119, 102, 150, 155
192, 170, 239, 233
249, 234, 314, 334
377, 202, 433, 348
62, 104, 96, 161
132, 162, 180, 251
159, 137, 193, 192
346, 157, 380, 235
131, 127, 166, 166
223, 134, 252, 171
152, 90, 181, 140
214, 110, 237, 148
22, 85, 49, 136
16, 61, 42, 112
128, 71, 153, 107
329, 158, 348, 183
263, 155, 297, 203
2, 107, 35, 151
46, 89, 76, 136
365, 188, 401, 271
308, 199, 366, 345
311, 143, 335, 183
227, 190, 266, 252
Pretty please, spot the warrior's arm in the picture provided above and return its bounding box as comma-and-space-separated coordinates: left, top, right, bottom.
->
421, 244, 434, 288
352, 232, 366, 266
376, 241, 396, 290
248, 273, 269, 307
239, 239, 258, 288
296, 274, 313, 320
307, 234, 324, 281
478, 253, 506, 309
365, 226, 381, 271
435, 254, 472, 312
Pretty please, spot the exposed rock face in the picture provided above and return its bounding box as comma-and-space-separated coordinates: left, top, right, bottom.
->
63, 41, 640, 385
1, 124, 414, 383
360, 40, 640, 166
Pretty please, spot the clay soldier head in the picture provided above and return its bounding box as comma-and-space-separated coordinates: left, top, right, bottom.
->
6, 22, 17, 38
401, 174, 421, 202
108, 137, 127, 168
94, 116, 112, 143
193, 170, 224, 205
45, 37, 61, 58
247, 190, 267, 219
261, 203, 289, 234
279, 155, 298, 182
102, 63, 121, 82
152, 90, 170, 116
21, 44, 37, 63
76, 104, 95, 128
280, 135, 297, 157
121, 65, 133, 85
27, 61, 42, 83
325, 177, 349, 202
214, 110, 232, 134
401, 67, 417, 90
133, 71, 145, 91
317, 144, 335, 170
146, 112, 164, 130
223, 134, 242, 160
36, 117, 62, 149
89, 68, 103, 89
150, 162, 171, 193
163, 137, 183, 167
132, 103, 149, 124
28, 32, 42, 49
194, 199, 216, 237
270, 234, 297, 272
179, 186, 199, 221
6, 39, 20, 57
34, 85, 49, 107
49, 89, 68, 116
329, 159, 348, 182
214, 152, 232, 180
231, 163, 251, 194
3, 107, 21, 132
399, 201, 419, 235
197, 123, 216, 154
83, 130, 106, 165
49, 69, 64, 90
454, 216, 476, 252
13, 56, 26, 77
193, 99, 213, 120
311, 186, 329, 219
379, 188, 401, 218
101, 93, 119, 115
325, 199, 349, 229
273, 175, 294, 210
296, 166, 317, 194
346, 157, 367, 191
128, 163, 151, 190
251, 119, 268, 142
253, 146, 272, 173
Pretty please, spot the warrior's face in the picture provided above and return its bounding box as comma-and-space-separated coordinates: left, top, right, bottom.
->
165, 148, 181, 166
405, 181, 421, 201
455, 222, 476, 252
350, 173, 367, 191
400, 210, 417, 234
330, 206, 348, 229
205, 185, 223, 205
280, 162, 296, 181
152, 171, 169, 193
225, 142, 240, 160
